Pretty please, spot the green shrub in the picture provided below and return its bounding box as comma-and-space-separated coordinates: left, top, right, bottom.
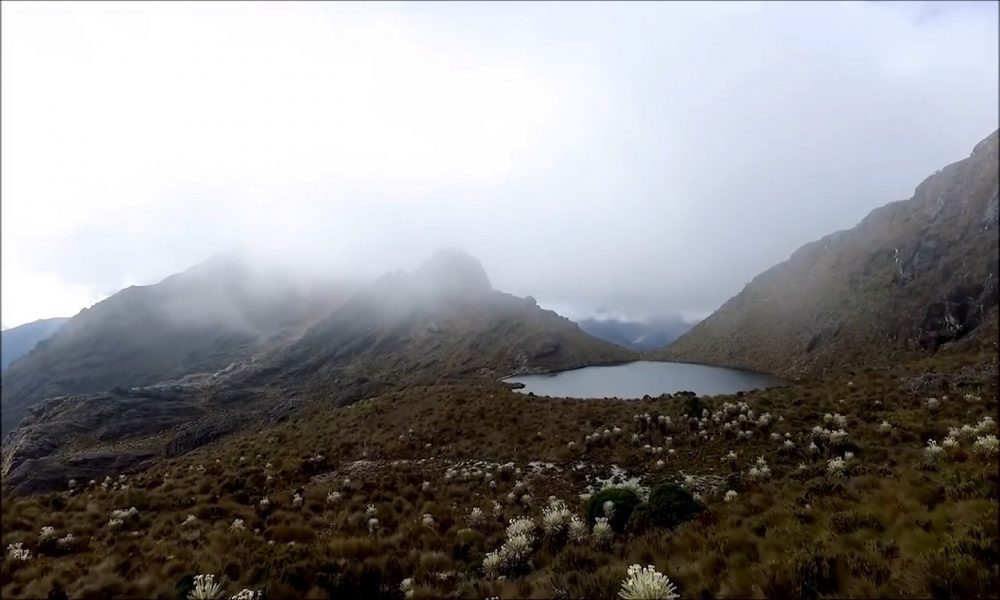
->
587, 488, 640, 533
646, 483, 705, 529
627, 484, 705, 534
680, 392, 703, 417
626, 503, 654, 534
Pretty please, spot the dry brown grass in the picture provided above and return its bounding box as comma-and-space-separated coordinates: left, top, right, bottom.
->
2, 349, 997, 599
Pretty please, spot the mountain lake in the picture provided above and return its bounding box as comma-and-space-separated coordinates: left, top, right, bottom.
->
503, 360, 785, 398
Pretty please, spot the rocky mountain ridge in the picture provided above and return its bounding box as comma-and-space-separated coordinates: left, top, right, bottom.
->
661, 130, 999, 377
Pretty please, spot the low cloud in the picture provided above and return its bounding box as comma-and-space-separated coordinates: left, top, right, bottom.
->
2, 1, 997, 327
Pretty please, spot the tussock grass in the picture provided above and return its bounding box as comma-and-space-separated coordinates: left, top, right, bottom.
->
2, 349, 997, 598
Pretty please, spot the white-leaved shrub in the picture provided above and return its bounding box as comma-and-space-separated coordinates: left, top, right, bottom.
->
925, 439, 944, 462
6, 542, 31, 561
506, 516, 535, 539
482, 550, 504, 579
39, 526, 57, 543
974, 416, 995, 434
827, 455, 848, 475
568, 516, 589, 543
747, 456, 771, 481
618, 564, 679, 600
973, 434, 999, 457
108, 507, 139, 530
592, 517, 613, 548
468, 507, 485, 528
56, 533, 76, 551
188, 574, 226, 600
541, 498, 573, 538
503, 533, 533, 565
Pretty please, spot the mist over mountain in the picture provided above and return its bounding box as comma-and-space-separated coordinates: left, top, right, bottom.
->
0, 255, 353, 437
1, 3, 998, 598
0, 318, 68, 371
0, 250, 633, 494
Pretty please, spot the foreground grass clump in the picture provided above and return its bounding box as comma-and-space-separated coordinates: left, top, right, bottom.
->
1, 349, 997, 598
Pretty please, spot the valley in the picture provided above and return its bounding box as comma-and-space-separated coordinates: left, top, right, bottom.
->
0, 9, 997, 597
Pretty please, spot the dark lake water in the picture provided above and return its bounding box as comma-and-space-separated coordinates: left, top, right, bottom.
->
503, 360, 784, 398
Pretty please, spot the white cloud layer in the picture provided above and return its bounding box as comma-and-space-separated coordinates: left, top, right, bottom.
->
2, 0, 998, 328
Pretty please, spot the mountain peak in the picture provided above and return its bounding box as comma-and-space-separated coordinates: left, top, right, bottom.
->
412, 249, 493, 295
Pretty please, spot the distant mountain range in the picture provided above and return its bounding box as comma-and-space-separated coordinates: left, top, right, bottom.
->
662, 130, 999, 377
576, 316, 693, 351
1, 318, 69, 371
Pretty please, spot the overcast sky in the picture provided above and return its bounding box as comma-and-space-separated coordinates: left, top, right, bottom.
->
2, 1, 998, 329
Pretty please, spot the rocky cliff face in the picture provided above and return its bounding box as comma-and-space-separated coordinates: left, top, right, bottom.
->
661, 130, 999, 378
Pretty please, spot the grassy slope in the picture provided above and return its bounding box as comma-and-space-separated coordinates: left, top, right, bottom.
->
2, 348, 996, 599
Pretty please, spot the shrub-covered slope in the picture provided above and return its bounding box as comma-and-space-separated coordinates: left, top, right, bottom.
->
1, 348, 995, 599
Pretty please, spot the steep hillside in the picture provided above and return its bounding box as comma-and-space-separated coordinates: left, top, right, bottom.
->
662, 130, 999, 378
1, 251, 634, 494
0, 256, 348, 437
0, 318, 69, 371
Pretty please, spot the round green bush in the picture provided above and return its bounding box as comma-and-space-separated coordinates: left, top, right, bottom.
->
644, 483, 704, 530
587, 487, 641, 532
626, 502, 655, 534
